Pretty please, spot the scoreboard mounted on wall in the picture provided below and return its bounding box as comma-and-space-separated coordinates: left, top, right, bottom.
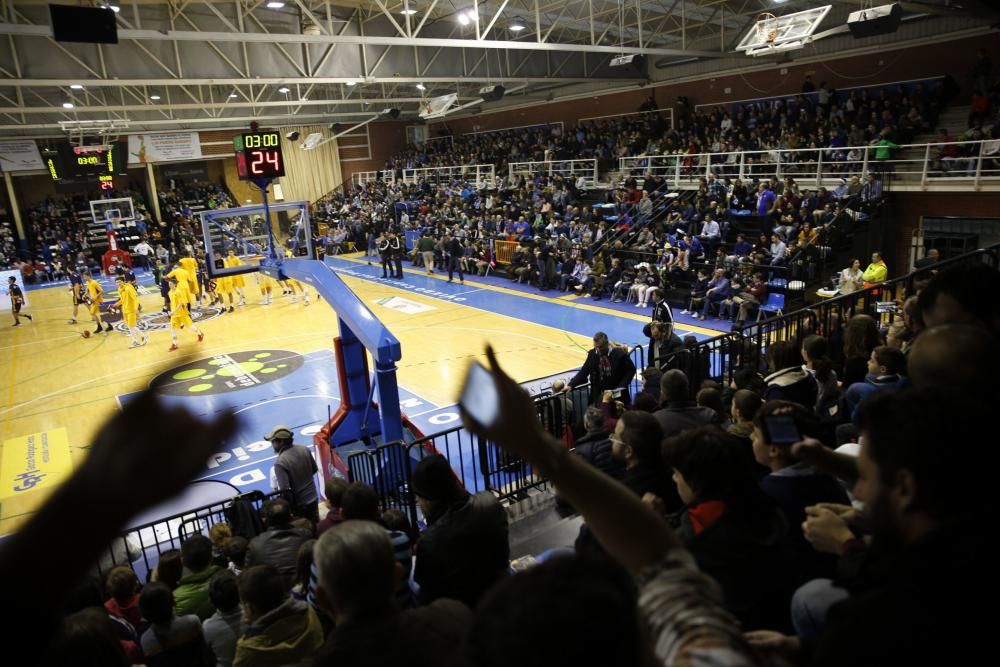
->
233, 130, 285, 181
42, 142, 127, 185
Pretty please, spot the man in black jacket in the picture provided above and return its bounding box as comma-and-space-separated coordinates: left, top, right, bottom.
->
244, 499, 313, 588
652, 369, 720, 438
444, 234, 465, 284
647, 322, 685, 370
556, 407, 623, 516
412, 455, 509, 608
566, 332, 637, 405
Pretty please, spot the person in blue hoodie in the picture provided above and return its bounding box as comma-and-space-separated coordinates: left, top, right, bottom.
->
843, 345, 908, 420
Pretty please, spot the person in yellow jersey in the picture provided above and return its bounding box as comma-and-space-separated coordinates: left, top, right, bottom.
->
81, 270, 111, 334
166, 275, 204, 352
216, 272, 236, 313
178, 252, 201, 308
111, 275, 147, 348
224, 249, 247, 306
257, 270, 275, 305
166, 265, 196, 309
282, 246, 310, 305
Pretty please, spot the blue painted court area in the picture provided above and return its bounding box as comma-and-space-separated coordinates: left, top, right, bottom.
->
324, 255, 712, 347
118, 348, 459, 528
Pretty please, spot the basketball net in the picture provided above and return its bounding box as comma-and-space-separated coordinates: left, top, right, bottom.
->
755, 12, 780, 45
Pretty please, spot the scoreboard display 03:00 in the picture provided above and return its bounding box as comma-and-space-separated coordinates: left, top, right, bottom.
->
233, 130, 285, 180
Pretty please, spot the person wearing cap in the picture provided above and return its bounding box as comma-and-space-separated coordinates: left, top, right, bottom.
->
411, 455, 509, 608
266, 425, 319, 522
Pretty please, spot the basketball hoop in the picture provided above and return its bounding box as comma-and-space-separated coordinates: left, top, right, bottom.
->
755, 12, 780, 45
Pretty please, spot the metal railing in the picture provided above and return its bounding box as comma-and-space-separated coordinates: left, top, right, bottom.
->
401, 164, 497, 189
509, 158, 599, 189
618, 139, 1000, 191
352, 170, 386, 186
655, 241, 1000, 386
98, 489, 286, 581
346, 383, 594, 528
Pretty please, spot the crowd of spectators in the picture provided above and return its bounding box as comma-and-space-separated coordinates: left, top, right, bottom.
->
0, 180, 234, 283
4, 253, 997, 666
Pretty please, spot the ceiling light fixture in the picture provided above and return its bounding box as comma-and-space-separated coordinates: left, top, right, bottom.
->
509, 17, 527, 32
416, 83, 427, 91
103, 4, 120, 12
346, 81, 356, 87
62, 102, 75, 108
401, 8, 417, 15
229, 93, 238, 98
278, 86, 290, 93
70, 84, 84, 90
458, 8, 477, 25
266, 1, 285, 8
149, 95, 161, 100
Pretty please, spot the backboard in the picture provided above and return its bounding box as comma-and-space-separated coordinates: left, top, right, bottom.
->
200, 201, 314, 279
736, 5, 832, 56
90, 197, 135, 228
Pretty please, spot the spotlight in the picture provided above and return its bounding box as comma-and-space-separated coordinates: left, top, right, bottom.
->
149, 95, 161, 100
62, 102, 75, 109
278, 86, 290, 94
509, 17, 526, 32
401, 8, 417, 15
266, 1, 285, 8
70, 84, 84, 90
416, 83, 427, 91
345, 81, 357, 87
285, 131, 300, 141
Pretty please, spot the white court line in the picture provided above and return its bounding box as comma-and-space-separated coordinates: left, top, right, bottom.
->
391, 324, 584, 355
0, 333, 82, 351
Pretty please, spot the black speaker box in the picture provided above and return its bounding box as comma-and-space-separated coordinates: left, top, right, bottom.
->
847, 3, 902, 38
49, 4, 119, 44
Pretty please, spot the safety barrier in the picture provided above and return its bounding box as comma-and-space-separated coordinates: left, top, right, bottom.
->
492, 239, 520, 265
509, 158, 599, 190
401, 164, 496, 189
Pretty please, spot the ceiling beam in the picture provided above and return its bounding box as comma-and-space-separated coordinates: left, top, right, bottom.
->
0, 22, 721, 57
0, 76, 632, 88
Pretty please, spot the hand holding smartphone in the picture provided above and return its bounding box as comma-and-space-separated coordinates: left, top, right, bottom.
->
761, 415, 802, 445
458, 361, 501, 429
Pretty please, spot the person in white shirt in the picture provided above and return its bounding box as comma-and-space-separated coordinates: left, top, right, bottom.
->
133, 241, 153, 271
838, 259, 864, 294
770, 234, 787, 265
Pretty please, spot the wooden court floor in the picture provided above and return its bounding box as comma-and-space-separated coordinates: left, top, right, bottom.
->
0, 269, 596, 534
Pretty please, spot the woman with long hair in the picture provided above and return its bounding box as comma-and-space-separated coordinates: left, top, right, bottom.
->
841, 314, 881, 386
801, 335, 840, 419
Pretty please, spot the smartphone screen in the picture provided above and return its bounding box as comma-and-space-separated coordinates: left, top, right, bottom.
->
875, 301, 898, 313
763, 415, 802, 445
459, 361, 500, 429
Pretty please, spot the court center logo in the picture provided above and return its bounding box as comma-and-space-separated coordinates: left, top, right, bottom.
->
113, 305, 225, 333
151, 350, 305, 396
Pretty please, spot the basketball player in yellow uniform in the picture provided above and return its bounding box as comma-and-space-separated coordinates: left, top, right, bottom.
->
256, 270, 275, 305
111, 275, 147, 348
224, 249, 247, 306
216, 273, 235, 313
166, 275, 204, 351
166, 266, 196, 310
282, 247, 311, 305
82, 270, 110, 334
178, 252, 201, 308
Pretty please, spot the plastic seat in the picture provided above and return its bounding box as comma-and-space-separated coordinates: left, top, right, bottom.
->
756, 293, 786, 321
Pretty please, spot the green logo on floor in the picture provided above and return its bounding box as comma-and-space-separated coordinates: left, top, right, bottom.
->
151, 350, 305, 396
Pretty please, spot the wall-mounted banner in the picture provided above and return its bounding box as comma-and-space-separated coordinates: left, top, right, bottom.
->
0, 139, 45, 172
128, 132, 203, 164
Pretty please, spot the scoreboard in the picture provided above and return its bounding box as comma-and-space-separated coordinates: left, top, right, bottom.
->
233, 130, 285, 180
43, 142, 127, 188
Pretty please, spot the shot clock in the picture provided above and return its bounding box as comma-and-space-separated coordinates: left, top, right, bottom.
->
233, 130, 285, 180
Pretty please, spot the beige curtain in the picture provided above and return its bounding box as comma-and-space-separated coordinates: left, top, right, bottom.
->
277, 125, 343, 203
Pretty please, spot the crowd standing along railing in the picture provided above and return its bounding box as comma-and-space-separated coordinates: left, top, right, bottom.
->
402, 164, 497, 189
618, 139, 1000, 190
509, 158, 600, 190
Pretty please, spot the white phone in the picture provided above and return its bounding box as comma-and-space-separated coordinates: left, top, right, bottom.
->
459, 361, 500, 429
